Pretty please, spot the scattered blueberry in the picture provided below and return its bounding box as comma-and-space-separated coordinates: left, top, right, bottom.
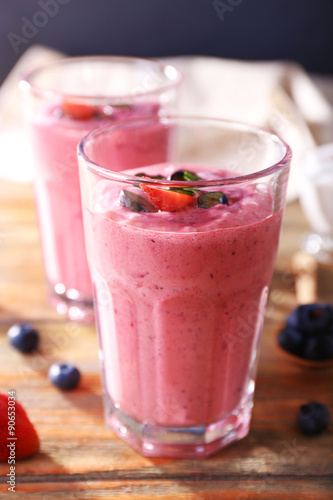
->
48, 362, 81, 390
297, 401, 330, 436
7, 323, 39, 353
119, 189, 157, 213
197, 191, 228, 209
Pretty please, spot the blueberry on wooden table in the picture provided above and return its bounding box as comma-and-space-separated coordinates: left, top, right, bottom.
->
48, 362, 81, 390
297, 401, 330, 436
7, 323, 39, 353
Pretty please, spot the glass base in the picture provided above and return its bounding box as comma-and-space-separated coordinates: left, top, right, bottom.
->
301, 232, 333, 265
48, 283, 94, 322
104, 393, 253, 458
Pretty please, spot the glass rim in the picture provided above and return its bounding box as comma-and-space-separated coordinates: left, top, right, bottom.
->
77, 115, 292, 187
19, 55, 183, 102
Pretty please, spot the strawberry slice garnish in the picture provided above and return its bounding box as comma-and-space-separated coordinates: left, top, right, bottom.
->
62, 99, 96, 120
141, 184, 195, 212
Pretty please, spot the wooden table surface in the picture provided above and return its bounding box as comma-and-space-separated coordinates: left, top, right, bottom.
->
0, 181, 332, 499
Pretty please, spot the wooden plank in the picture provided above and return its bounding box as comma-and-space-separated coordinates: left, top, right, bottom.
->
1, 180, 333, 499
1, 478, 333, 499
0, 182, 60, 322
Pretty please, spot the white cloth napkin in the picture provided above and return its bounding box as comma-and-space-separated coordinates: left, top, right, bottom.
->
166, 56, 333, 201
1, 46, 333, 201
0, 46, 64, 183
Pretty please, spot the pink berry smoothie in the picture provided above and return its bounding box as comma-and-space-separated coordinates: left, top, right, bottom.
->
30, 102, 164, 312
84, 164, 283, 429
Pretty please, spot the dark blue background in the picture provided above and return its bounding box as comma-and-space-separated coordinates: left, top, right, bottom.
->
1, 0, 332, 84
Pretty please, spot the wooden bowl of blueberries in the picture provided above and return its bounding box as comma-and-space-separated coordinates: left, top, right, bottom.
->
277, 303, 333, 368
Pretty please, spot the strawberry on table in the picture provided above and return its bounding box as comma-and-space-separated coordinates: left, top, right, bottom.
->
0, 393, 40, 461
141, 184, 195, 212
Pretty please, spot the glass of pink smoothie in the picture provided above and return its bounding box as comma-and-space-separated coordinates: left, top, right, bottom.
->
20, 56, 182, 321
77, 116, 291, 457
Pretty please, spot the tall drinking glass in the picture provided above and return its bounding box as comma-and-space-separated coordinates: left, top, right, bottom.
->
20, 56, 182, 321
78, 116, 291, 457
